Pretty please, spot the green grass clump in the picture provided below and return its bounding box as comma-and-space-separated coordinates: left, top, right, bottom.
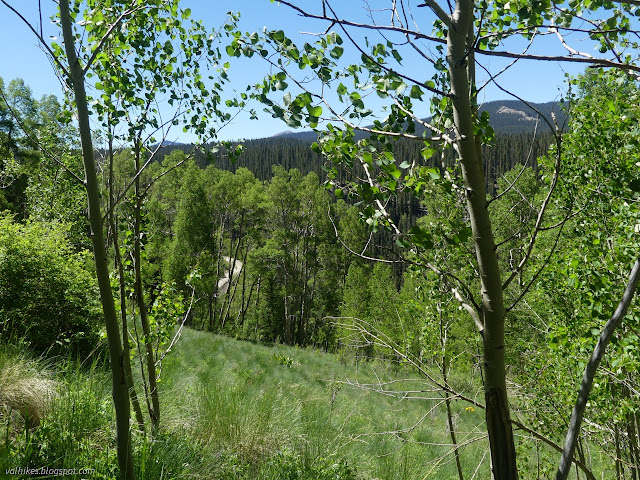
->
0, 347, 57, 430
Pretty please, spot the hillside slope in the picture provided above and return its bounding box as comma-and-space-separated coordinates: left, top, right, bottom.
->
160, 328, 488, 479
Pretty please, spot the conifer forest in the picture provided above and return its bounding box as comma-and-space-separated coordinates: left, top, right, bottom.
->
1, 1, 640, 479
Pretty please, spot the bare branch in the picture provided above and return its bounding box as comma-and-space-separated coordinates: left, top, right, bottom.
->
453, 287, 484, 333
501, 139, 561, 292
391, 96, 456, 144
488, 116, 539, 205
417, 0, 452, 27
38, 0, 43, 38
478, 47, 640, 75
326, 0, 450, 97
506, 207, 570, 312
414, 250, 481, 311
551, 24, 594, 60
0, 0, 70, 78
333, 316, 596, 478
327, 205, 405, 264
538, 205, 587, 231
275, 0, 640, 75
0, 88, 86, 186
154, 285, 196, 369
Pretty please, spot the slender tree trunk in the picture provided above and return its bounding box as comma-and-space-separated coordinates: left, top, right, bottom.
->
441, 311, 464, 480
298, 233, 309, 346
212, 221, 225, 330
114, 228, 145, 433
221, 214, 243, 328
627, 405, 639, 480
630, 400, 640, 480
308, 254, 318, 345
447, 0, 517, 477
635, 410, 640, 477
284, 287, 290, 344
108, 129, 144, 434
241, 274, 260, 327
254, 275, 262, 340
222, 237, 243, 329
59, 2, 136, 478
133, 141, 160, 431
239, 249, 250, 326
615, 419, 624, 480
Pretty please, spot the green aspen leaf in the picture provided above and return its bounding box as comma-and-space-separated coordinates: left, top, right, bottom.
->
330, 46, 344, 59
318, 67, 332, 82
307, 105, 323, 117
395, 82, 407, 95
409, 85, 424, 99
328, 32, 340, 44
271, 30, 285, 42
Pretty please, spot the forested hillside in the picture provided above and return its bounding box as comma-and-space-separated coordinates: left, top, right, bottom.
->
2, 0, 640, 479
158, 99, 559, 188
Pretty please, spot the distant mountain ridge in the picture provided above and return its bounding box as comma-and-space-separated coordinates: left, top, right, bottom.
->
153, 99, 558, 189
267, 100, 564, 142
478, 100, 565, 134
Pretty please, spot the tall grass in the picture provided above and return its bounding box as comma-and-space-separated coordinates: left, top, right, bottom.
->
160, 329, 489, 479
0, 346, 57, 430
1, 330, 494, 479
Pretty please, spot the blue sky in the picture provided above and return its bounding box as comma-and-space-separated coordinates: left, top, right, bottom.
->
0, 0, 587, 141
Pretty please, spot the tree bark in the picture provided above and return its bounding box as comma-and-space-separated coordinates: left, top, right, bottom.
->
441, 311, 464, 480
59, 1, 136, 478
627, 409, 639, 480
134, 141, 160, 431
108, 130, 145, 434
447, 0, 518, 477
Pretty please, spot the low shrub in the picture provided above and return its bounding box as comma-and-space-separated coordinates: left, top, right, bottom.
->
0, 215, 102, 358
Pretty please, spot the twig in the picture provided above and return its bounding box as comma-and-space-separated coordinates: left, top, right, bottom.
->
0, 0, 70, 78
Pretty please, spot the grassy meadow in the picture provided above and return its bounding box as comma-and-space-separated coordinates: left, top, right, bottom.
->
1, 328, 493, 479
